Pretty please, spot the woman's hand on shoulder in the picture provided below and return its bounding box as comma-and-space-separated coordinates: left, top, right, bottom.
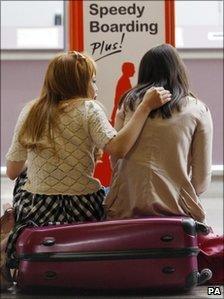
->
141, 87, 171, 111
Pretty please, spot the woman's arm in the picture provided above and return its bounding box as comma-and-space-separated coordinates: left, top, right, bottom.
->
6, 103, 30, 180
114, 106, 125, 132
105, 87, 171, 158
191, 108, 213, 195
110, 106, 125, 168
6, 160, 26, 180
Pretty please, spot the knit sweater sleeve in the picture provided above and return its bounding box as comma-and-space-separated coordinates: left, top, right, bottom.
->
86, 100, 117, 149
6, 102, 32, 161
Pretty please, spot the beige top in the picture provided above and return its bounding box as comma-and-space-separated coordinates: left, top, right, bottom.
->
104, 97, 213, 222
6, 99, 117, 195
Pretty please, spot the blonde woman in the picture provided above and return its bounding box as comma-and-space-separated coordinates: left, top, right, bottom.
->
3, 51, 171, 288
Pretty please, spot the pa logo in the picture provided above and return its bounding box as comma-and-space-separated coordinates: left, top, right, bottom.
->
207, 286, 222, 296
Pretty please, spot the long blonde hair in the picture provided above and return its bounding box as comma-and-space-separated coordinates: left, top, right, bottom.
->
19, 51, 96, 151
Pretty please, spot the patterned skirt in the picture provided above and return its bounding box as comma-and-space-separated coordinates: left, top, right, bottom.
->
6, 170, 106, 268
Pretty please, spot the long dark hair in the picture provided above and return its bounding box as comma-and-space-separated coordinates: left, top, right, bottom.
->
121, 44, 193, 118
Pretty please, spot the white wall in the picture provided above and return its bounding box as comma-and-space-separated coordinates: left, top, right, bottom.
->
1, 1, 64, 27
175, 1, 223, 48
1, 1, 64, 49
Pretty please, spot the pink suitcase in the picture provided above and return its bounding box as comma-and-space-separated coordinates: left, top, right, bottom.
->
15, 217, 212, 291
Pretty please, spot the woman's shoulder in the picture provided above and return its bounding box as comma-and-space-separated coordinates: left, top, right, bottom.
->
184, 96, 210, 119
22, 99, 36, 109
61, 98, 101, 111
17, 99, 36, 119
61, 99, 107, 122
84, 99, 104, 109
84, 99, 107, 116
58, 98, 92, 115
187, 95, 208, 110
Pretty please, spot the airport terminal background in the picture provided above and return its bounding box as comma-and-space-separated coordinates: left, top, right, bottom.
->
0, 1, 223, 298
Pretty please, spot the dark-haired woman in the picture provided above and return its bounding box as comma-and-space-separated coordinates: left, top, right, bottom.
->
105, 45, 224, 285
105, 44, 213, 223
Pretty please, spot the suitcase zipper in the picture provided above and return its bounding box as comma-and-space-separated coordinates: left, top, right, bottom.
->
19, 247, 199, 262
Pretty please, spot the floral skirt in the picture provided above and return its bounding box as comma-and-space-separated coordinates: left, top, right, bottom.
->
6, 170, 105, 267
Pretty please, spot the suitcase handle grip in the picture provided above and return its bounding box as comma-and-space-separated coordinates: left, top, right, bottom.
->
161, 235, 174, 242
162, 266, 175, 274
44, 271, 57, 280
42, 238, 55, 246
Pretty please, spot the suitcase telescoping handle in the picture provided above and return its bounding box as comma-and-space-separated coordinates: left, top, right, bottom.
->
195, 221, 210, 235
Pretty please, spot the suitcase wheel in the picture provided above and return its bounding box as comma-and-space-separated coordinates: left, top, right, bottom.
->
197, 268, 213, 285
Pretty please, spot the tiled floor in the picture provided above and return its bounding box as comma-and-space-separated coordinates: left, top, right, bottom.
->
1, 175, 223, 298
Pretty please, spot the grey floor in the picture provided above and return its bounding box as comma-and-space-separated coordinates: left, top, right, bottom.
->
1, 285, 224, 299
1, 175, 223, 298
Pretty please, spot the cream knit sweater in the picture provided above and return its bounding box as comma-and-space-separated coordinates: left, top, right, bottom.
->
6, 99, 117, 195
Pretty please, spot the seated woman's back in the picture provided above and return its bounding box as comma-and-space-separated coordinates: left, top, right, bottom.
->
105, 97, 210, 221
7, 99, 116, 196
105, 53, 213, 224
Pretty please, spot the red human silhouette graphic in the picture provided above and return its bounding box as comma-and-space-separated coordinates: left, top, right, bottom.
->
110, 62, 135, 125
94, 62, 135, 187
